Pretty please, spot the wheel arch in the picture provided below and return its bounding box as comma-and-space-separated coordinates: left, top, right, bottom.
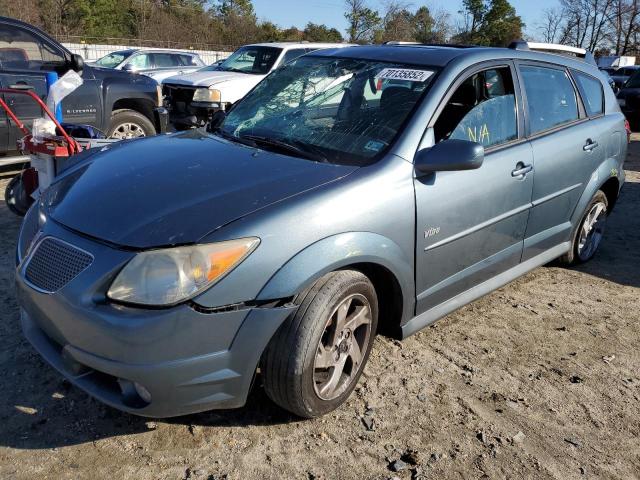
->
256, 232, 414, 338
571, 159, 623, 225
599, 176, 620, 211
111, 98, 156, 126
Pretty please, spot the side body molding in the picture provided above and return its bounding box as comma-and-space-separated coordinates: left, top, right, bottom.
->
256, 232, 415, 324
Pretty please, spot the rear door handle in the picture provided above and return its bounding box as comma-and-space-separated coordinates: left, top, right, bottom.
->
583, 139, 599, 151
511, 163, 533, 178
8, 83, 34, 91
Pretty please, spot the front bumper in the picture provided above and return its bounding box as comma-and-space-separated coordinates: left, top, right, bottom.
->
153, 106, 169, 134
15, 218, 295, 417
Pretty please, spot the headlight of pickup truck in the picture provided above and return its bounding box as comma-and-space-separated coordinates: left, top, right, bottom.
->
192, 87, 222, 103
107, 238, 259, 306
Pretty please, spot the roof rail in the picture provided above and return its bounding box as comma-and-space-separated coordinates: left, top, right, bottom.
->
509, 40, 597, 65
383, 41, 477, 49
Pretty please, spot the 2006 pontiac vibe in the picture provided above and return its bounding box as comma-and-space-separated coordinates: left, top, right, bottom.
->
16, 43, 627, 418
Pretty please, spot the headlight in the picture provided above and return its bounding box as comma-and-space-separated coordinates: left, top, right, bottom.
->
107, 237, 259, 306
192, 87, 222, 103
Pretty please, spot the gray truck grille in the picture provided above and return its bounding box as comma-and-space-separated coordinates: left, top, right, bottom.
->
25, 237, 93, 293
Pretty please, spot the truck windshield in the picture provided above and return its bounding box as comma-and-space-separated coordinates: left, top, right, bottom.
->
218, 56, 437, 165
95, 51, 132, 68
202, 46, 281, 75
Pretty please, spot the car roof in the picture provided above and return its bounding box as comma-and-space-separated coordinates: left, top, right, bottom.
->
311, 44, 603, 74
246, 42, 351, 50
112, 48, 200, 56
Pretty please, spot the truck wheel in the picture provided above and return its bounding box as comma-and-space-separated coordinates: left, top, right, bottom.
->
4, 173, 32, 216
262, 270, 378, 418
559, 190, 608, 265
107, 109, 155, 139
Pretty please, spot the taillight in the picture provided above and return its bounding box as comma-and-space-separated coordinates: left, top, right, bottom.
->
624, 118, 631, 143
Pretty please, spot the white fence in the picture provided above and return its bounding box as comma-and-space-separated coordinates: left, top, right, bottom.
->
62, 42, 231, 65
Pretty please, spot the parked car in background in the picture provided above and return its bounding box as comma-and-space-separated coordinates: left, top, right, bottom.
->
597, 55, 635, 70
92, 49, 205, 83
16, 42, 627, 419
162, 42, 350, 129
610, 65, 640, 88
617, 70, 640, 124
0, 16, 167, 158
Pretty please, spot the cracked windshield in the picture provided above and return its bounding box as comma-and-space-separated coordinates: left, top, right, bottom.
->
218, 56, 437, 165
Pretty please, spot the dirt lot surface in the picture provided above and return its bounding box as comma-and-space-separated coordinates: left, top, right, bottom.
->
0, 136, 639, 480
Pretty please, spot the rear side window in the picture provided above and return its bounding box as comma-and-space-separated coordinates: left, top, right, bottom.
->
520, 65, 579, 134
153, 53, 181, 67
572, 70, 604, 116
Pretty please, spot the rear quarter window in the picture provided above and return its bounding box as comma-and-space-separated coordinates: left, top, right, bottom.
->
572, 70, 604, 116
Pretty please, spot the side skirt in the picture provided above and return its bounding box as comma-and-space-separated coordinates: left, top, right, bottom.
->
401, 242, 570, 338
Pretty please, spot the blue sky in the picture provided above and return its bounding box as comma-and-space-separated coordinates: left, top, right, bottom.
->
252, 0, 560, 38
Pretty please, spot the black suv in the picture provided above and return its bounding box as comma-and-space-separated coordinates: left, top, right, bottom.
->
0, 17, 167, 154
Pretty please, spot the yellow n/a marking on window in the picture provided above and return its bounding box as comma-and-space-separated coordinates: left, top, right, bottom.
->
480, 124, 490, 143
467, 124, 490, 144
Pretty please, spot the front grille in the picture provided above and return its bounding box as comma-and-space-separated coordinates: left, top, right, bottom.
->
18, 205, 40, 261
163, 84, 195, 104
25, 237, 93, 293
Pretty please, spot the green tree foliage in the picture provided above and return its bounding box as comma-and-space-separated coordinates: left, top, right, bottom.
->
413, 6, 435, 43
454, 0, 523, 46
344, 0, 381, 43
216, 0, 255, 19
303, 23, 343, 43
481, 0, 524, 46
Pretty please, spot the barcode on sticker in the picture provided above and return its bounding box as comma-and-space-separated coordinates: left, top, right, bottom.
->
375, 68, 433, 82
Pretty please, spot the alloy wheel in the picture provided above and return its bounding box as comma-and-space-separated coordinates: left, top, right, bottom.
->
109, 122, 146, 139
577, 201, 607, 261
313, 293, 373, 401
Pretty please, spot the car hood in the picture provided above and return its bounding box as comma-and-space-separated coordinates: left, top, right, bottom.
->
46, 130, 356, 248
163, 69, 265, 87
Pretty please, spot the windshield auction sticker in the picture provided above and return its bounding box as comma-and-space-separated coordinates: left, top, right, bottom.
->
375, 68, 433, 82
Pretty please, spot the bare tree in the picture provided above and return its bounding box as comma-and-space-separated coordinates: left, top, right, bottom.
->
537, 7, 564, 43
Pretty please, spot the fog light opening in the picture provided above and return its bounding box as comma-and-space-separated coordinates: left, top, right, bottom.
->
134, 382, 152, 404
117, 378, 152, 408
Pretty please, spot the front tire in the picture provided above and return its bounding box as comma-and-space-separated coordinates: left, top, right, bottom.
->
107, 109, 156, 139
262, 270, 378, 418
559, 190, 608, 265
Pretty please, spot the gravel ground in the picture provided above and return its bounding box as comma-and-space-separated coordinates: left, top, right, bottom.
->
0, 135, 639, 480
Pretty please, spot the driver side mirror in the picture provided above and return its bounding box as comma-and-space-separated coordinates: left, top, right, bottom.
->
415, 139, 484, 175
70, 53, 84, 72
122, 63, 136, 72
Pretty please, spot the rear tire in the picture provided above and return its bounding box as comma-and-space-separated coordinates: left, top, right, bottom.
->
262, 270, 378, 418
107, 109, 155, 139
558, 190, 608, 265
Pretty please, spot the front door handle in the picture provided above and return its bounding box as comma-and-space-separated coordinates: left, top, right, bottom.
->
511, 163, 533, 178
583, 139, 599, 151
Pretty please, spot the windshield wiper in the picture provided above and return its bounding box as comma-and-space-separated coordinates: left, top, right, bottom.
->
239, 134, 328, 163
214, 129, 257, 148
